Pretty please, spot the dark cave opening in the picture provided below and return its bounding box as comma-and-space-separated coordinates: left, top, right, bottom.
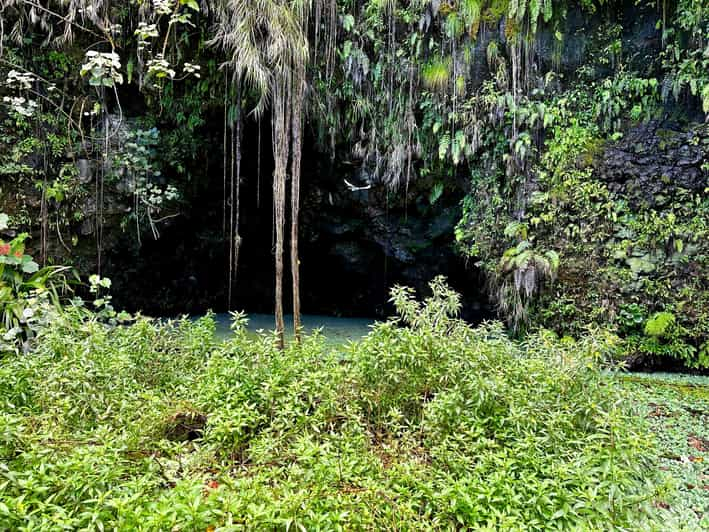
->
104, 117, 492, 323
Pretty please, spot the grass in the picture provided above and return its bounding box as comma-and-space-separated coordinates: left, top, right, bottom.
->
0, 279, 705, 530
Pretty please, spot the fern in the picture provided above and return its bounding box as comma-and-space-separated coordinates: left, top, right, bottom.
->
429, 182, 444, 204
544, 250, 560, 272
444, 12, 464, 39
452, 130, 466, 165
508, 0, 519, 21
510, 0, 527, 23
529, 0, 541, 32
506, 0, 551, 32
455, 75, 466, 96
503, 221, 528, 240
496, 240, 560, 331
644, 312, 676, 338
438, 132, 451, 160
486, 41, 500, 68
460, 0, 482, 35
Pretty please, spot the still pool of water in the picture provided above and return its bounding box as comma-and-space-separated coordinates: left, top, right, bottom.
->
210, 313, 376, 343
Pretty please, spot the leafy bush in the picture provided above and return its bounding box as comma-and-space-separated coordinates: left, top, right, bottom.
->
0, 213, 74, 354
0, 279, 668, 529
623, 310, 701, 369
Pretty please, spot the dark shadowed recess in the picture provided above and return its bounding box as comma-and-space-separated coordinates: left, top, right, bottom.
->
105, 118, 492, 323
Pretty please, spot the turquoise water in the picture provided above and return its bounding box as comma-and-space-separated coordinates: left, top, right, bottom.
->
211, 313, 375, 343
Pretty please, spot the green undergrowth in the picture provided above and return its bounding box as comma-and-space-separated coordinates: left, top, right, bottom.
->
616, 373, 709, 530
0, 279, 683, 530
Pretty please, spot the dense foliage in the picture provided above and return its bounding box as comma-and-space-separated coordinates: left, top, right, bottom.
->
1, 2, 707, 527
0, 279, 674, 529
0, 213, 73, 354
0, 0, 706, 363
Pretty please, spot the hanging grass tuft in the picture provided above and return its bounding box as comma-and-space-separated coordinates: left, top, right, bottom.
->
422, 57, 452, 92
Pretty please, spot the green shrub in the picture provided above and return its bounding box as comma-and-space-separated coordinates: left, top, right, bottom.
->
0, 279, 668, 530
0, 213, 75, 354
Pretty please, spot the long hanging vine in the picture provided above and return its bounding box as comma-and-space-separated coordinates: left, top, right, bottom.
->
226, 77, 243, 311
211, 0, 312, 348
290, 46, 306, 343
223, 69, 228, 238
272, 72, 291, 348
234, 80, 243, 310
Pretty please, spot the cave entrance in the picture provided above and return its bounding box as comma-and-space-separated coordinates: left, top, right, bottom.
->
106, 119, 491, 323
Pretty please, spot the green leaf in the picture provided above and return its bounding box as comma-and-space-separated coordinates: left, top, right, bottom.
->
181, 0, 200, 11
126, 58, 135, 84
626, 256, 655, 274
343, 14, 355, 32
22, 261, 39, 274
438, 133, 450, 160
551, 508, 566, 520
429, 183, 444, 205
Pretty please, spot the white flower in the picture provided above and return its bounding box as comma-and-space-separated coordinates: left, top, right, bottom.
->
135, 22, 159, 49
6, 70, 35, 90
3, 96, 38, 116
183, 63, 201, 78
153, 0, 173, 15
147, 55, 176, 81
81, 51, 123, 86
